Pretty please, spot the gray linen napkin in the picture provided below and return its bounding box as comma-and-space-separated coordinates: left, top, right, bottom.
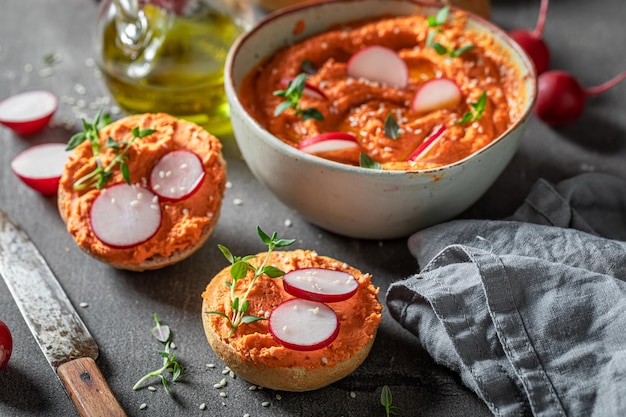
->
386, 172, 626, 417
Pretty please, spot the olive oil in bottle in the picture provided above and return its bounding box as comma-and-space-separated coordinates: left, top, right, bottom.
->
96, 1, 248, 136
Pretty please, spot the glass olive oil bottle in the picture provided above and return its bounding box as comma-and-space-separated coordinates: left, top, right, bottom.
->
96, 0, 248, 136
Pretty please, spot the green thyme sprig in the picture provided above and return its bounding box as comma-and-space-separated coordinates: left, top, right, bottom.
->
426, 6, 475, 58
206, 227, 296, 337
381, 385, 401, 417
273, 73, 324, 121
133, 314, 182, 395
457, 91, 487, 125
69, 117, 155, 190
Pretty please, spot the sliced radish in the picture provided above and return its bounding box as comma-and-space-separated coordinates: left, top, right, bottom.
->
280, 77, 327, 100
149, 150, 206, 202
346, 45, 408, 88
90, 183, 162, 248
268, 298, 339, 351
0, 90, 58, 136
298, 132, 359, 154
282, 268, 358, 303
411, 78, 462, 113
407, 125, 446, 161
11, 143, 71, 195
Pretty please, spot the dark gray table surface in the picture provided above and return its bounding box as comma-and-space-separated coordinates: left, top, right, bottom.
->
1, 0, 625, 416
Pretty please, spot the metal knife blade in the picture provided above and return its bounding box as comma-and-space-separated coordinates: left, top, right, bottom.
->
0, 210, 126, 417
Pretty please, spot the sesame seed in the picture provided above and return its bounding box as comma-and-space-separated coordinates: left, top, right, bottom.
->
207, 363, 216, 368
180, 163, 188, 169
321, 357, 328, 364
79, 302, 88, 308
199, 403, 206, 410
148, 386, 156, 391
182, 208, 189, 216
262, 401, 270, 407
158, 171, 165, 178
165, 170, 172, 177
233, 198, 243, 206
248, 385, 257, 391
225, 181, 233, 189
140, 403, 147, 410
276, 394, 282, 400
220, 392, 227, 398
130, 200, 140, 208
350, 391, 357, 398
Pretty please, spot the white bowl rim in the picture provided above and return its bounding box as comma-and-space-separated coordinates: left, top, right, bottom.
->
225, 0, 537, 178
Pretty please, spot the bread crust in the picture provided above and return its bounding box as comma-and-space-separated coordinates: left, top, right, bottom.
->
201, 251, 381, 391
57, 113, 226, 271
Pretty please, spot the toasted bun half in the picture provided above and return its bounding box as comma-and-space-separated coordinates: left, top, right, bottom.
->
201, 250, 382, 391
58, 113, 226, 271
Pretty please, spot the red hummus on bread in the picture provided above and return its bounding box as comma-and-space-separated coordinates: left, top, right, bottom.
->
202, 250, 382, 371
240, 12, 527, 170
58, 113, 226, 269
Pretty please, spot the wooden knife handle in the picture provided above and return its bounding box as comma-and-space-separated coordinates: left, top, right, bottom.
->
58, 357, 127, 417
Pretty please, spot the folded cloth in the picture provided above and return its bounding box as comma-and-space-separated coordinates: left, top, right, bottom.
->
386, 172, 626, 417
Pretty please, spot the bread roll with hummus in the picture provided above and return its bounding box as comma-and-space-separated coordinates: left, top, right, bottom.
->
202, 249, 382, 391
58, 113, 226, 271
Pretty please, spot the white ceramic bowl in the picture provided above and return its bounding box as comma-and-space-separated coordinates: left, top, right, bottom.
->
225, 0, 536, 240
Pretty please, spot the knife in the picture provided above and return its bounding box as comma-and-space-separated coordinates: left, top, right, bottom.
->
0, 210, 127, 417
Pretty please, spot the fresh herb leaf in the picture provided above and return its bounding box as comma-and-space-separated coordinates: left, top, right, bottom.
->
457, 91, 487, 125
134, 315, 182, 395
151, 313, 171, 343
384, 114, 400, 140
381, 385, 402, 416
206, 227, 296, 336
71, 116, 156, 190
360, 153, 382, 170
300, 59, 317, 75
273, 73, 324, 121
426, 6, 474, 58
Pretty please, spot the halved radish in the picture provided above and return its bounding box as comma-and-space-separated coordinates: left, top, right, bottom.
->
411, 78, 462, 113
407, 125, 446, 161
280, 77, 327, 100
11, 143, 71, 195
149, 150, 205, 202
282, 268, 358, 303
346, 46, 408, 88
268, 298, 339, 351
0, 91, 58, 136
90, 183, 162, 248
298, 132, 358, 154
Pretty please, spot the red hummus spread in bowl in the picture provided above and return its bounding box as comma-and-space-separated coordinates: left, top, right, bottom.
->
224, 0, 536, 239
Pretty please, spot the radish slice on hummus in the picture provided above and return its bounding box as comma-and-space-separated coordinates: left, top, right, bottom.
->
268, 299, 340, 351
280, 77, 327, 100
149, 150, 205, 202
0, 90, 58, 136
90, 183, 162, 248
411, 78, 462, 113
298, 132, 359, 154
407, 125, 447, 161
282, 268, 359, 303
11, 143, 70, 195
346, 45, 408, 88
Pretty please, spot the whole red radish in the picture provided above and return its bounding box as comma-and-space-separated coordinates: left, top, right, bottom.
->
509, 0, 550, 74
11, 143, 71, 195
0, 320, 12, 369
0, 91, 58, 136
535, 70, 626, 126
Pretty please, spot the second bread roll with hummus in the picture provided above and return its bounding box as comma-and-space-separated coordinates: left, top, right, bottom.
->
58, 113, 226, 271
202, 249, 382, 392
